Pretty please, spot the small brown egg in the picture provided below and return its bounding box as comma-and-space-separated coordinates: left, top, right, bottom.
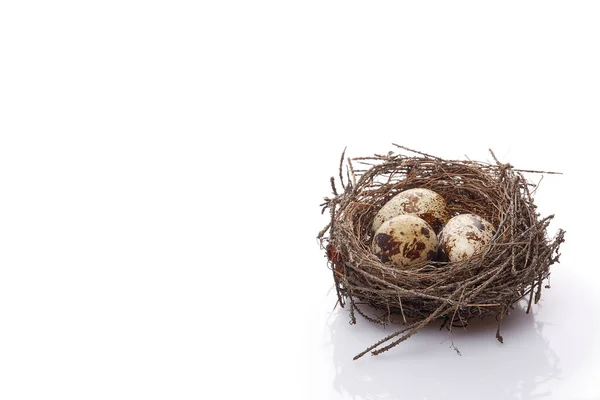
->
372, 215, 438, 267
438, 214, 496, 262
372, 188, 450, 234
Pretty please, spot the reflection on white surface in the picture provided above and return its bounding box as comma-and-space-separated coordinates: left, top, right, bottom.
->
326, 304, 561, 400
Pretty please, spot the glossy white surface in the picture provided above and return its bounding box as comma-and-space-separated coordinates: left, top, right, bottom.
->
2, 1, 600, 399
310, 266, 600, 400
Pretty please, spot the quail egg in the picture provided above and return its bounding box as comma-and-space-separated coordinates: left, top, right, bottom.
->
438, 213, 496, 262
372, 215, 438, 267
372, 188, 450, 233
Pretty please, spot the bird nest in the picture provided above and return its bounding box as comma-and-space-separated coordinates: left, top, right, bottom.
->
317, 145, 565, 360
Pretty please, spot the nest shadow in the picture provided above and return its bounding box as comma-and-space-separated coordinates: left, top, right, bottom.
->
327, 303, 561, 400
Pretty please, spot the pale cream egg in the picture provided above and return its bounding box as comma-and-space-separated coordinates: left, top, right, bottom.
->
372, 188, 450, 234
438, 214, 496, 262
372, 215, 438, 267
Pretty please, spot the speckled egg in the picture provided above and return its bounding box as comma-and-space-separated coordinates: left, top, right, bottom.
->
438, 214, 496, 262
372, 188, 450, 234
372, 215, 438, 267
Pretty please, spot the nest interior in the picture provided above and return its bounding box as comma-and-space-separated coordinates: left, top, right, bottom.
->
318, 145, 565, 360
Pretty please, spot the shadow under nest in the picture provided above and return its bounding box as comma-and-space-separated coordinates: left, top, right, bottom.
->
317, 145, 565, 360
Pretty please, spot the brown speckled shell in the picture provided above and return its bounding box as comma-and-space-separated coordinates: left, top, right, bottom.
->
438, 214, 496, 262
372, 188, 450, 234
372, 215, 438, 268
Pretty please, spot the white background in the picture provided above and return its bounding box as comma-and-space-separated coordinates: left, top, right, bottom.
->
1, 1, 599, 399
